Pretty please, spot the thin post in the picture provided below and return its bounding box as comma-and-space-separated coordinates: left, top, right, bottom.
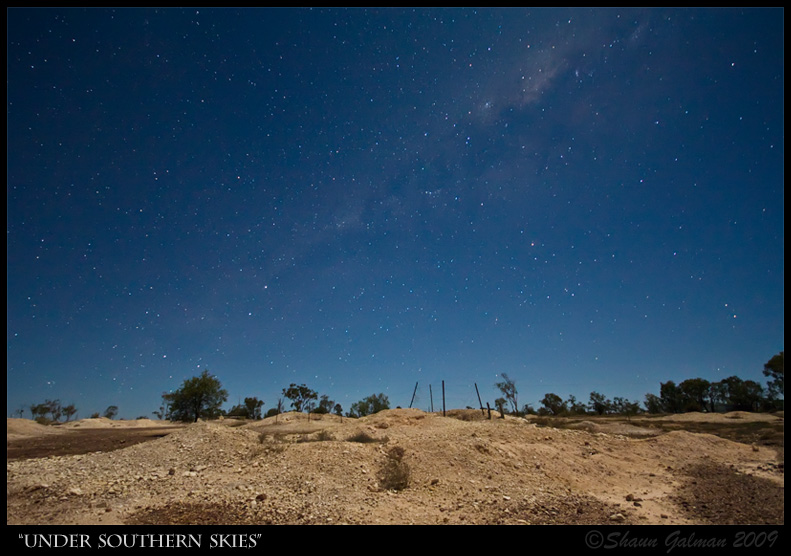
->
429, 384, 434, 413
442, 380, 446, 417
475, 383, 484, 415
409, 382, 418, 409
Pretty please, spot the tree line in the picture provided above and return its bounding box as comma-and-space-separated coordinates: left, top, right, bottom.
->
154, 370, 394, 423
16, 352, 781, 424
504, 351, 783, 417
13, 400, 119, 424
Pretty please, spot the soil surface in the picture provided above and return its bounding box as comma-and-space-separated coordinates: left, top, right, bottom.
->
6, 410, 784, 525
7, 427, 182, 460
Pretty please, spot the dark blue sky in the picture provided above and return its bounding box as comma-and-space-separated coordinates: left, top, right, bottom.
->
7, 8, 784, 419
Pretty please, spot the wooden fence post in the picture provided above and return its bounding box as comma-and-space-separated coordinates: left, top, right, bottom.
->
475, 383, 484, 415
409, 382, 418, 409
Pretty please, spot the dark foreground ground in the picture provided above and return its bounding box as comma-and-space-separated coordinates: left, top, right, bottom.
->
7, 426, 183, 460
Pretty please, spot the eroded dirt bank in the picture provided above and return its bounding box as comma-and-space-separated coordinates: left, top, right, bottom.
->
6, 410, 784, 525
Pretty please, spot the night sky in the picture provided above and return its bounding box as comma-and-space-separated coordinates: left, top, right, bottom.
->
7, 8, 784, 420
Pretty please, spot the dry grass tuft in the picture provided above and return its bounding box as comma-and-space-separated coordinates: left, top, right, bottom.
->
378, 445, 410, 491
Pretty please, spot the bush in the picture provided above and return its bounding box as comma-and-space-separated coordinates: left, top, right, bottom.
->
348, 393, 390, 417
315, 430, 334, 441
346, 431, 382, 444
378, 446, 410, 491
296, 430, 334, 443
252, 432, 288, 458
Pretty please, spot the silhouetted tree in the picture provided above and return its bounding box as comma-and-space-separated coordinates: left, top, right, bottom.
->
716, 376, 764, 412
566, 394, 588, 415
163, 370, 228, 423
659, 381, 684, 413
62, 404, 78, 422
348, 393, 390, 417
494, 397, 508, 416
644, 393, 663, 414
763, 351, 784, 400
708, 380, 729, 411
228, 397, 266, 419
495, 373, 519, 415
315, 394, 336, 415
679, 378, 712, 412
265, 398, 285, 420
246, 397, 264, 419
540, 393, 566, 416
612, 397, 642, 419
282, 384, 318, 413
152, 399, 169, 420
31, 399, 63, 423
588, 391, 611, 415
520, 403, 537, 415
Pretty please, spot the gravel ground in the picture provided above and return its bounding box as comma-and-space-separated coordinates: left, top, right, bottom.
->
7, 410, 784, 525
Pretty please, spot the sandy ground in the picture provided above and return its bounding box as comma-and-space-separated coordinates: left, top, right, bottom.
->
7, 417, 167, 440
6, 410, 784, 525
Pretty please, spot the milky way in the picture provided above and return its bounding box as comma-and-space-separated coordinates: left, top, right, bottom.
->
7, 8, 784, 419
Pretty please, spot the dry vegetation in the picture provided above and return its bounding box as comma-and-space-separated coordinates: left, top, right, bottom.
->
6, 409, 784, 525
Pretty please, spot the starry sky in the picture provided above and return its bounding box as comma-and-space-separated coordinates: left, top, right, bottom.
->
7, 8, 784, 420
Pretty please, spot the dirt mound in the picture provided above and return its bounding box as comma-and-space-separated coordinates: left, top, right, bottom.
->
62, 417, 168, 429
7, 411, 784, 525
7, 417, 171, 438
6, 418, 64, 440
564, 420, 660, 437
657, 411, 783, 423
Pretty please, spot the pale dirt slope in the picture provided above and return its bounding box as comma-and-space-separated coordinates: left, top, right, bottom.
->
6, 410, 784, 525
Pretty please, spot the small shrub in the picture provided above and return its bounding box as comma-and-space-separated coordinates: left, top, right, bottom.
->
253, 432, 288, 457
296, 430, 334, 443
258, 431, 288, 444
346, 431, 380, 444
378, 446, 410, 491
